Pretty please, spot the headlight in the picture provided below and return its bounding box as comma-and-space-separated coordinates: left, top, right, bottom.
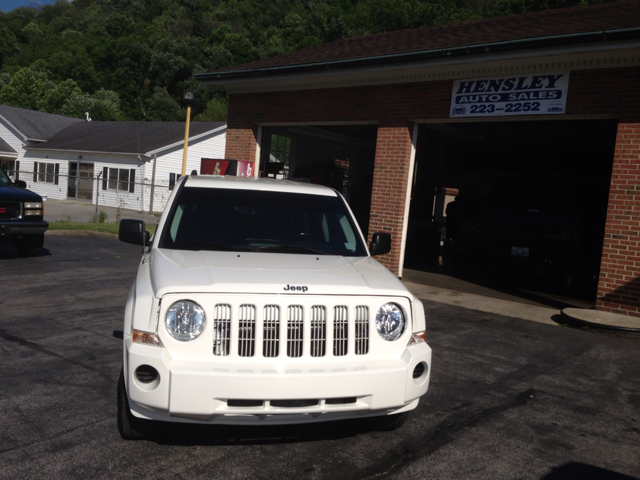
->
375, 303, 405, 341
166, 300, 205, 341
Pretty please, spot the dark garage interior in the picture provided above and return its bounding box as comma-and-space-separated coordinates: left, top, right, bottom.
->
259, 125, 378, 236
404, 119, 619, 302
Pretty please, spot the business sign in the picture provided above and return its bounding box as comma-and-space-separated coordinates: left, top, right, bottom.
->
450, 73, 569, 118
200, 159, 254, 177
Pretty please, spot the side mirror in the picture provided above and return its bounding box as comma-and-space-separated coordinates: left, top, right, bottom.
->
369, 232, 391, 256
119, 219, 149, 246
15, 180, 27, 188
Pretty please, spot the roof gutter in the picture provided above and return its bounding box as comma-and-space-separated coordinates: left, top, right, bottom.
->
144, 124, 227, 156
24, 147, 149, 157
195, 27, 640, 82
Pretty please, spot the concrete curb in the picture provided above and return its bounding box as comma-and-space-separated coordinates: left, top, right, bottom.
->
403, 280, 559, 326
561, 308, 640, 332
46, 230, 118, 239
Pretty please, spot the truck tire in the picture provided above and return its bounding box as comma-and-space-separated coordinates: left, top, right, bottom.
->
117, 369, 151, 440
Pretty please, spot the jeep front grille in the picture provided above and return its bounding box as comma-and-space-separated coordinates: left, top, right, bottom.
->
212, 302, 370, 358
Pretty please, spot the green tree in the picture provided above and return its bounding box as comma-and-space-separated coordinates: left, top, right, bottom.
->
144, 87, 183, 121
0, 67, 47, 110
60, 91, 93, 118
195, 96, 228, 122
42, 78, 82, 113
90, 88, 121, 121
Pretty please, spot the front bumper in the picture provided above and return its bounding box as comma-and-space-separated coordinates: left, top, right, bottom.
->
0, 220, 48, 237
124, 337, 432, 425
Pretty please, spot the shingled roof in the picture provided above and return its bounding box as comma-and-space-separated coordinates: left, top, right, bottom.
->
197, 0, 640, 80
0, 104, 83, 142
26, 121, 226, 156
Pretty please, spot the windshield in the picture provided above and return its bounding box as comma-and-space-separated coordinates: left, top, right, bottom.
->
0, 167, 10, 186
159, 187, 367, 256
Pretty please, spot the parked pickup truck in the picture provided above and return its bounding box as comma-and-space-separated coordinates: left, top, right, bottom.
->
0, 166, 48, 256
117, 174, 432, 439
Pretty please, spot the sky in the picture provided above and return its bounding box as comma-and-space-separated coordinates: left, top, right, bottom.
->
0, 0, 64, 13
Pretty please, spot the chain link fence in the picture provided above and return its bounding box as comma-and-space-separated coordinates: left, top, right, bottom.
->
9, 168, 171, 225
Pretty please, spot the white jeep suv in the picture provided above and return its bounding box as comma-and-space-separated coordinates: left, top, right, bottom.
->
118, 174, 431, 439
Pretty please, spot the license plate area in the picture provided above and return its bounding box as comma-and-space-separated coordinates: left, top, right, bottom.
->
511, 246, 529, 257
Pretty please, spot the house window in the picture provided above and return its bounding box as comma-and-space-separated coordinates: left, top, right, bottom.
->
169, 172, 181, 190
102, 167, 135, 193
0, 160, 18, 180
33, 162, 59, 185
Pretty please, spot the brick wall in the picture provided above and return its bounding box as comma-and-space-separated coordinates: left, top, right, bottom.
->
596, 123, 640, 318
224, 126, 258, 164
368, 125, 414, 274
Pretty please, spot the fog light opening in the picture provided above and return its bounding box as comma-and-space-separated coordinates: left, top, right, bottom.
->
135, 365, 159, 384
413, 362, 427, 380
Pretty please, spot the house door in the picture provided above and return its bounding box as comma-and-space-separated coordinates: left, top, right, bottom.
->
67, 162, 94, 200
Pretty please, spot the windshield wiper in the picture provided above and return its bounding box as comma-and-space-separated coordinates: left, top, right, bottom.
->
250, 244, 330, 255
170, 242, 236, 252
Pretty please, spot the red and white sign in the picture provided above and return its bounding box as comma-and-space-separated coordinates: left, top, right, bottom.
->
200, 159, 254, 177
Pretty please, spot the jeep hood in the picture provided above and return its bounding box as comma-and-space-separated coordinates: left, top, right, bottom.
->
148, 249, 408, 298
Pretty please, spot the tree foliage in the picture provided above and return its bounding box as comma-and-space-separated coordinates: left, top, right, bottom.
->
0, 0, 614, 121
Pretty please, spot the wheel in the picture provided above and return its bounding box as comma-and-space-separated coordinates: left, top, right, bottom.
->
374, 412, 408, 431
286, 233, 321, 243
14, 234, 44, 257
117, 369, 151, 440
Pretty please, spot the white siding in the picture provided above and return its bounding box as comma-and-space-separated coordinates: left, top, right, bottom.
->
22, 151, 142, 207
146, 129, 226, 212
2, 123, 226, 213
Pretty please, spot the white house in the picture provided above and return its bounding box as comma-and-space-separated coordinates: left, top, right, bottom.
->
0, 105, 227, 213
0, 104, 82, 181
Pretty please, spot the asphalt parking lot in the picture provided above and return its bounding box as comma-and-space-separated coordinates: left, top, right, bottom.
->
1, 235, 639, 480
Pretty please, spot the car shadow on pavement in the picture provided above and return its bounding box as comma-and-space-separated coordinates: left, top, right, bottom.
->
550, 314, 640, 340
137, 417, 385, 446
541, 462, 639, 480
0, 243, 51, 259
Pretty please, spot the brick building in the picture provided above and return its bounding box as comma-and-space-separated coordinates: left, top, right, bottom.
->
197, 1, 640, 317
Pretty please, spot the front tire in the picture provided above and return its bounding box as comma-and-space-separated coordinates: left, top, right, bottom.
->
374, 412, 408, 431
14, 233, 44, 257
117, 369, 151, 440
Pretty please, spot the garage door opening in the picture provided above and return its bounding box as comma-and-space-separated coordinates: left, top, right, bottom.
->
259, 125, 377, 236
404, 119, 618, 303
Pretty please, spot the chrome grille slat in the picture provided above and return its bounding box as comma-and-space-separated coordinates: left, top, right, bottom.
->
238, 304, 256, 357
287, 305, 304, 357
333, 306, 348, 356
263, 305, 280, 357
310, 306, 326, 357
213, 304, 231, 356
355, 306, 369, 355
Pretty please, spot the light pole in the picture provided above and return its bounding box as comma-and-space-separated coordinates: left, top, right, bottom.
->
181, 90, 195, 176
